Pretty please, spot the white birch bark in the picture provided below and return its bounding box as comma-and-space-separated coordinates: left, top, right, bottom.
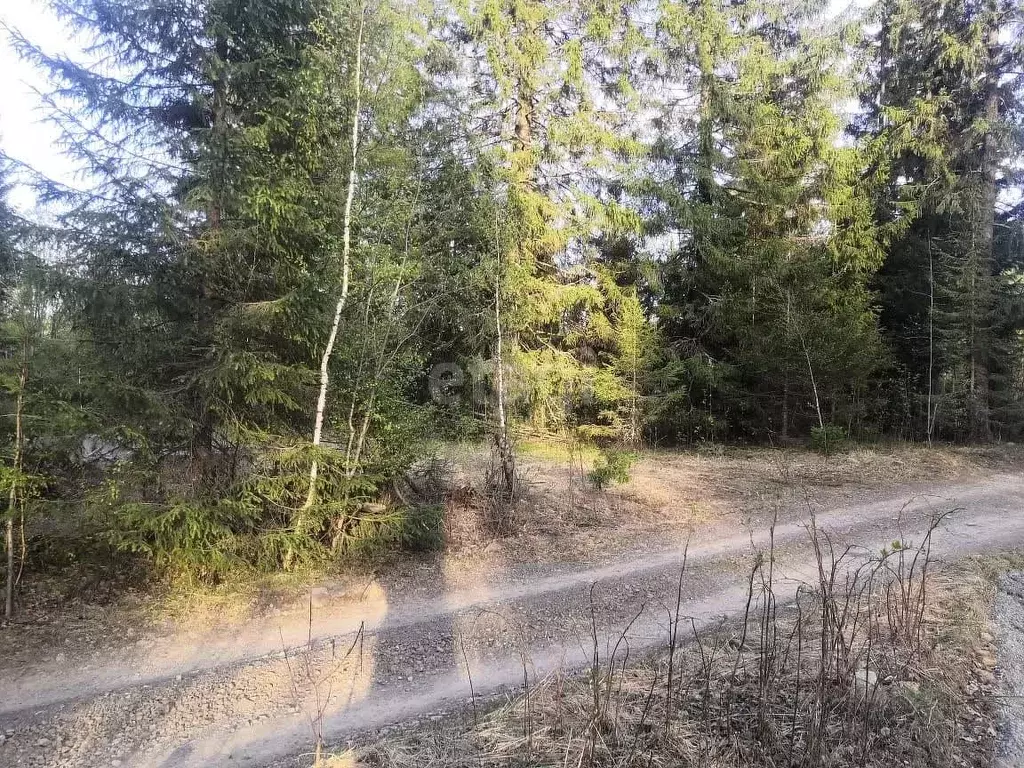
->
5, 338, 27, 620
302, 6, 365, 514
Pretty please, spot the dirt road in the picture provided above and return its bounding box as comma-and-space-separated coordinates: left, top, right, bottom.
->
1, 473, 1023, 767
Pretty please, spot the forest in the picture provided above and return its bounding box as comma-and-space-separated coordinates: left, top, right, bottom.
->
0, 0, 1022, 609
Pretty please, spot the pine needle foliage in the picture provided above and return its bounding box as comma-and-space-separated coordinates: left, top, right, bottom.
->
0, 0, 1022, 593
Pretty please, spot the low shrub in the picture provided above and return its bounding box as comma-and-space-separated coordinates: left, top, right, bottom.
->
342, 503, 445, 558
92, 446, 449, 583
588, 447, 637, 489
811, 423, 848, 456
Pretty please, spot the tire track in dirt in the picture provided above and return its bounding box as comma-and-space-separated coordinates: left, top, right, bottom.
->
1, 474, 1022, 767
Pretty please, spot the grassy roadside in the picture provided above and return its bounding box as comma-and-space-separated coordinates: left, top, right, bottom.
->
2, 443, 1019, 676
113, 442, 1024, 634
324, 545, 1011, 768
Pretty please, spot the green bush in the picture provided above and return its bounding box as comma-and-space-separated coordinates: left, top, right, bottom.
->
101, 498, 259, 585
343, 503, 445, 558
92, 444, 448, 582
588, 447, 638, 489
810, 424, 848, 456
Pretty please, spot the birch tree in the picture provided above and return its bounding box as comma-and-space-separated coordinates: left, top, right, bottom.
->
303, 4, 365, 514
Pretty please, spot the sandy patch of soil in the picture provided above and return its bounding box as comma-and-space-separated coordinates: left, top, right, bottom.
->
443, 442, 1021, 564
0, 444, 1018, 674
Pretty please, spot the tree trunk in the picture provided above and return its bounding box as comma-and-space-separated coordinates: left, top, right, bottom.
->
302, 5, 365, 514
489, 46, 538, 485
513, 94, 533, 160
695, 0, 715, 207
493, 246, 516, 495
781, 375, 789, 440
4, 512, 12, 620
191, 412, 216, 493
191, 30, 230, 491
926, 232, 936, 443
969, 15, 1000, 442
5, 337, 28, 620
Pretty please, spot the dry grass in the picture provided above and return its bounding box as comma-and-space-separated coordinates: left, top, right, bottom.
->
166, 442, 1021, 628
3, 442, 1016, 677
158, 442, 1022, 627
442, 440, 1021, 566
344, 517, 1003, 768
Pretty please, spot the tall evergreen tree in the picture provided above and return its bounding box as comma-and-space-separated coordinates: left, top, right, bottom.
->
861, 0, 1024, 440
15, 0, 359, 480
650, 0, 884, 442
10, 0, 399, 573
451, 0, 649, 440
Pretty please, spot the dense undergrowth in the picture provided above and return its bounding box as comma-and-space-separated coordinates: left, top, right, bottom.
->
11, 438, 1018, 598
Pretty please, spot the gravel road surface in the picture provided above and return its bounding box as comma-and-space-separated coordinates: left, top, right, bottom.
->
1, 473, 1022, 767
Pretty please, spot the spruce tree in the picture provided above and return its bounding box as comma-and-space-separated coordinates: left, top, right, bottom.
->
862, 0, 1024, 440
16, 0, 358, 478
652, 0, 885, 441
451, 0, 649, 441
10, 0, 372, 573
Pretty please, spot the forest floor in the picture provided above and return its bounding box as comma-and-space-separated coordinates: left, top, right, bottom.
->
0, 443, 1022, 767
